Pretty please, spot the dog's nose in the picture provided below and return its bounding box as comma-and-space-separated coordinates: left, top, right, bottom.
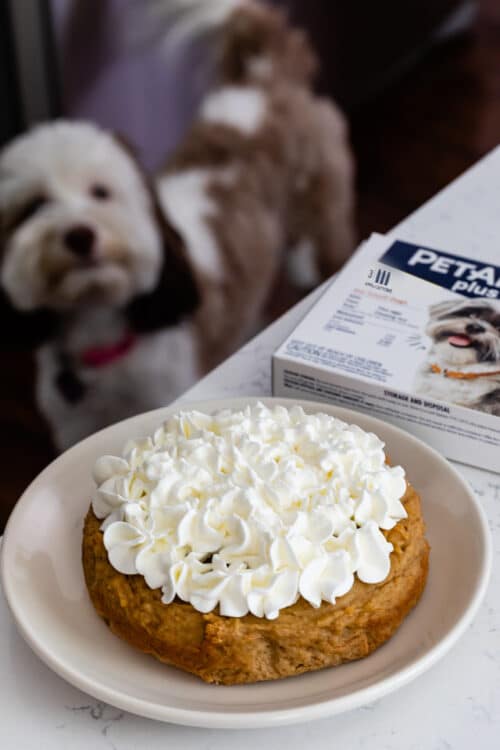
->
465, 322, 486, 335
63, 225, 96, 257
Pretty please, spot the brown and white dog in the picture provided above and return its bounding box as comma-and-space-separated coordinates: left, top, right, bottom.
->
155, 0, 355, 370
0, 0, 354, 450
415, 298, 500, 414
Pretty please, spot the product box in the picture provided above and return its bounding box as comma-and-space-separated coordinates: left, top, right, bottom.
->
273, 233, 500, 472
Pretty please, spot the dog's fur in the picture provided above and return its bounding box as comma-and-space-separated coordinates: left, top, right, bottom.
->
0, 1, 355, 450
415, 298, 500, 414
156, 0, 355, 371
0, 122, 200, 449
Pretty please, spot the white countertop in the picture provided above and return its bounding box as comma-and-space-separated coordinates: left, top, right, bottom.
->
2, 151, 500, 748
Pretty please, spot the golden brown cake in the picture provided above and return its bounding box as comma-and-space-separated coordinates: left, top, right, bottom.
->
82, 403, 429, 685
83, 483, 428, 685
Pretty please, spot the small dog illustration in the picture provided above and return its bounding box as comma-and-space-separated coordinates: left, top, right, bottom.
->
415, 298, 500, 415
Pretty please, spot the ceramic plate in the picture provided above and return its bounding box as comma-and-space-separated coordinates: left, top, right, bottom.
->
0, 397, 491, 728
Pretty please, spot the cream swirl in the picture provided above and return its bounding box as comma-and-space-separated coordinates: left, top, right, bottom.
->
92, 402, 407, 619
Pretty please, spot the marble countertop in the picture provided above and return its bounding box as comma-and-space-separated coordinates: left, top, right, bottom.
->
2, 151, 500, 748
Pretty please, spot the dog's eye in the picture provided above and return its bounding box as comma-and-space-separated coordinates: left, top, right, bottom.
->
90, 184, 111, 200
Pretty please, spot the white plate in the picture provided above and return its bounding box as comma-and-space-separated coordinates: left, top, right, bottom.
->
0, 397, 491, 729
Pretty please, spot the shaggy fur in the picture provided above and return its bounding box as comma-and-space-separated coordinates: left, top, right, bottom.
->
415, 298, 500, 414
0, 0, 355, 450
0, 121, 200, 449
157, 0, 355, 371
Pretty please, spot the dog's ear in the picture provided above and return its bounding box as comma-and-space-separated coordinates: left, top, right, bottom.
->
0, 286, 58, 350
126, 187, 200, 333
0, 215, 58, 349
108, 134, 200, 333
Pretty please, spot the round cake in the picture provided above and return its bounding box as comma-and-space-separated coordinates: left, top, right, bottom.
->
82, 402, 429, 685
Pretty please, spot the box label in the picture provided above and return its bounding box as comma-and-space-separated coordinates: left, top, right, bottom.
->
381, 240, 500, 299
273, 234, 500, 471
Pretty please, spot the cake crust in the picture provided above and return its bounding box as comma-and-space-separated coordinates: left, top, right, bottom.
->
82, 483, 429, 685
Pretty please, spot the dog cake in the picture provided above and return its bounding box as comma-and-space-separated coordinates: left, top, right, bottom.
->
82, 402, 429, 684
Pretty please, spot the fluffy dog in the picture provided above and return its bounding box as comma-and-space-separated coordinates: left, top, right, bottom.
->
154, 0, 355, 369
0, 121, 200, 449
0, 1, 354, 450
415, 298, 500, 414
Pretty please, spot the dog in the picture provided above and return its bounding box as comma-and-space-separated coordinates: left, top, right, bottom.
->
0, 121, 201, 450
0, 1, 354, 450
415, 298, 500, 415
154, 0, 355, 368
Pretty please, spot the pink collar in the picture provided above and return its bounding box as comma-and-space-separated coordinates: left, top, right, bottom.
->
81, 331, 137, 368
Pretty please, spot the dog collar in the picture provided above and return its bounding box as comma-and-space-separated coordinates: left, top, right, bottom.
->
81, 331, 137, 368
430, 363, 500, 380
54, 331, 138, 405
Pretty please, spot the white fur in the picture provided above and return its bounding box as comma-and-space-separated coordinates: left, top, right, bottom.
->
157, 168, 231, 281
0, 121, 162, 310
36, 314, 198, 450
415, 364, 500, 409
201, 86, 266, 134
247, 56, 274, 81
287, 238, 321, 289
0, 121, 200, 450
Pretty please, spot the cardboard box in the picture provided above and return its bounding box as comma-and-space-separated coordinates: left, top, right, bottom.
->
273, 234, 500, 472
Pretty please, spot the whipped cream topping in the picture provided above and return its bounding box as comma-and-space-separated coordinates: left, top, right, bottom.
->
92, 402, 407, 619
